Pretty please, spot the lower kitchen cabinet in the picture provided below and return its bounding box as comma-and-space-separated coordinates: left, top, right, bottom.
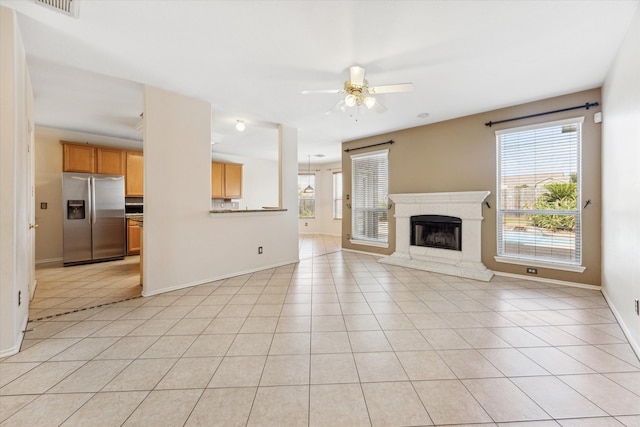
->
127, 219, 141, 255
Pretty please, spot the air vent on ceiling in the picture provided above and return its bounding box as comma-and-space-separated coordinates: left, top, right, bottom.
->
34, 0, 79, 18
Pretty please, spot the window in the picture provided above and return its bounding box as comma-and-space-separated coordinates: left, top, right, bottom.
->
351, 149, 389, 246
298, 174, 315, 218
496, 117, 583, 268
333, 171, 343, 219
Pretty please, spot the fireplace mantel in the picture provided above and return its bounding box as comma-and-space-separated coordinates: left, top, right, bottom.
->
379, 191, 494, 281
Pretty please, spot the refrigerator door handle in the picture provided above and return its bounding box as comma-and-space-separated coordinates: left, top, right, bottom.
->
87, 176, 92, 224
91, 176, 97, 224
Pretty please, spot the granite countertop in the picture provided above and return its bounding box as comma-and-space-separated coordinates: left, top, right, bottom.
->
125, 214, 143, 222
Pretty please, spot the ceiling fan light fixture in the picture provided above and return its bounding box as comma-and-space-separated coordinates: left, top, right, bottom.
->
235, 120, 245, 132
365, 96, 376, 109
344, 94, 357, 107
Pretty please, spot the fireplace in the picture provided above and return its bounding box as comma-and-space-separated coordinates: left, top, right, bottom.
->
411, 215, 462, 251
379, 191, 493, 281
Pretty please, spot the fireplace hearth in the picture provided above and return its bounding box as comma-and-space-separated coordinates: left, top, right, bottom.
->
379, 191, 493, 281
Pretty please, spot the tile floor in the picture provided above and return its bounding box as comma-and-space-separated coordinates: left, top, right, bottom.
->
2, 237, 639, 426
29, 233, 341, 322
30, 256, 142, 321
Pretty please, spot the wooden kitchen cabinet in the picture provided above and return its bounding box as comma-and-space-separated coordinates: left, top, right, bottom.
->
126, 151, 144, 196
211, 161, 242, 199
127, 219, 141, 255
224, 163, 243, 199
211, 162, 225, 198
96, 147, 125, 175
63, 143, 95, 173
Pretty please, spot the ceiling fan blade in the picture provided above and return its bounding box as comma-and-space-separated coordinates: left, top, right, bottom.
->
349, 66, 365, 87
325, 99, 347, 115
371, 100, 388, 113
302, 89, 341, 95
369, 83, 414, 94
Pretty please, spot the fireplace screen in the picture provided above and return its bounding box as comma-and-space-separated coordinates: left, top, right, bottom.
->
411, 215, 462, 251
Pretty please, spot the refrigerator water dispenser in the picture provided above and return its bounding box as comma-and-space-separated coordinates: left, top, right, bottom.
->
67, 200, 85, 219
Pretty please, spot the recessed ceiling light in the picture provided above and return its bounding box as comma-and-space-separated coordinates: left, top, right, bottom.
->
314, 154, 326, 158
235, 120, 245, 132
417, 112, 430, 119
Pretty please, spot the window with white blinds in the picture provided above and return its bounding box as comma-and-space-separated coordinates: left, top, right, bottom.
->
333, 171, 343, 219
351, 149, 389, 246
496, 117, 583, 266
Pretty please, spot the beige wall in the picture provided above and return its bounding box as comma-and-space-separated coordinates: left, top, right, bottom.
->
34, 128, 64, 262
343, 88, 602, 286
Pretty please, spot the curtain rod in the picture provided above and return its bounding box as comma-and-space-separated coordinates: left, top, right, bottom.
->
485, 102, 599, 127
344, 140, 394, 153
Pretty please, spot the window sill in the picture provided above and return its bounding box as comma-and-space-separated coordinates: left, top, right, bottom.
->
494, 256, 586, 273
349, 239, 389, 249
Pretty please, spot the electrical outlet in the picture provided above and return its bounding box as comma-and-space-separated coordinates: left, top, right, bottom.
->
258, 246, 263, 254
526, 267, 538, 274
635, 299, 639, 316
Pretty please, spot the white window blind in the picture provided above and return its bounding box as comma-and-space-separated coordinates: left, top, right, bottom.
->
351, 149, 389, 245
333, 171, 343, 219
496, 117, 583, 265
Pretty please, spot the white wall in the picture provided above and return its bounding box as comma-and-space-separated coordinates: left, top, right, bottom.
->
601, 5, 640, 355
0, 6, 34, 357
211, 153, 279, 210
142, 85, 299, 296
298, 161, 342, 236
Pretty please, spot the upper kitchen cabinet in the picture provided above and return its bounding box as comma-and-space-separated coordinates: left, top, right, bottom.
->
211, 161, 242, 199
224, 163, 242, 199
96, 147, 125, 175
211, 161, 224, 198
126, 151, 144, 196
62, 143, 95, 173
62, 142, 125, 175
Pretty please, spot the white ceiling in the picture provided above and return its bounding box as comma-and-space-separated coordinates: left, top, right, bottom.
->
2, 0, 638, 164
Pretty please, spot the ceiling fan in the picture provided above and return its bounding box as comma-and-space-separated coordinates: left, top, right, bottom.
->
302, 65, 413, 114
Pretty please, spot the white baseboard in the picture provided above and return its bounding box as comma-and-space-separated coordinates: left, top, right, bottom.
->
493, 271, 601, 290
341, 247, 385, 258
142, 258, 300, 297
601, 288, 640, 360
30, 279, 37, 300
0, 313, 29, 358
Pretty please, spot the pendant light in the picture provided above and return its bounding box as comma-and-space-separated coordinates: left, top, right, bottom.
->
303, 155, 314, 194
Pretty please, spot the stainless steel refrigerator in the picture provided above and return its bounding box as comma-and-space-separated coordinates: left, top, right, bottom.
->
62, 172, 126, 265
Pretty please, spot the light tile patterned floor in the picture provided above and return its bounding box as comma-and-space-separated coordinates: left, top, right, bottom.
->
30, 256, 142, 321
2, 239, 639, 426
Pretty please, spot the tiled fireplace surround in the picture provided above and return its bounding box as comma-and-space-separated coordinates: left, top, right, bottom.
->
380, 191, 494, 281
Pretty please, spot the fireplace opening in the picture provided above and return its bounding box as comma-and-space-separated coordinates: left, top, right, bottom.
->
411, 215, 462, 251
